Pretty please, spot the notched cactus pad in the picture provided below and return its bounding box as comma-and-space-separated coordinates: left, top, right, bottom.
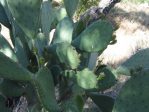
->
72, 20, 113, 52
76, 68, 97, 89
113, 70, 149, 112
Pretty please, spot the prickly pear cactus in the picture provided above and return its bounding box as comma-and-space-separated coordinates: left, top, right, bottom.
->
0, 0, 116, 111
113, 70, 149, 112
116, 48, 149, 76
72, 20, 113, 52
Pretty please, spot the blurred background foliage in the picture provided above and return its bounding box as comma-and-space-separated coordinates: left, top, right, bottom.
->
122, 0, 149, 4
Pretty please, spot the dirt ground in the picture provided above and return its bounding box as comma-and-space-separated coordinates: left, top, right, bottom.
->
99, 2, 149, 67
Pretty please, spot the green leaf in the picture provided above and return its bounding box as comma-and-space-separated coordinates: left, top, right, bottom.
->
116, 48, 149, 75
52, 17, 74, 44
28, 104, 42, 112
15, 37, 29, 67
48, 42, 80, 69
113, 70, 149, 112
72, 20, 86, 40
34, 32, 47, 56
6, 0, 42, 39
89, 93, 114, 112
72, 20, 113, 52
97, 67, 116, 91
41, 0, 54, 38
0, 80, 25, 97
55, 6, 68, 21
0, 34, 18, 62
76, 68, 97, 89
61, 95, 84, 112
33, 67, 59, 111
0, 52, 32, 81
64, 0, 79, 17
0, 95, 11, 112
0, 3, 10, 28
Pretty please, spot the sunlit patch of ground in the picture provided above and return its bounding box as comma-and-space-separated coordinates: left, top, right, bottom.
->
0, 24, 12, 47
99, 2, 149, 67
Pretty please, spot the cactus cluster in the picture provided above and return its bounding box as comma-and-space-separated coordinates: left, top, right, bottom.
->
0, 0, 116, 111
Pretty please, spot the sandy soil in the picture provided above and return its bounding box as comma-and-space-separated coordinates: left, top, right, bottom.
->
99, 2, 149, 67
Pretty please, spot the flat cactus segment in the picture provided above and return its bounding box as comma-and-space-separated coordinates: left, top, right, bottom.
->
0, 3, 10, 28
61, 95, 84, 112
76, 68, 97, 89
72, 20, 113, 52
34, 67, 59, 111
64, 0, 79, 17
97, 67, 116, 91
113, 70, 149, 112
6, 0, 42, 39
15, 37, 29, 68
89, 93, 114, 112
0, 80, 25, 97
73, 20, 86, 40
0, 95, 11, 112
55, 7, 68, 22
52, 17, 74, 44
0, 52, 32, 81
34, 32, 47, 56
49, 42, 80, 69
117, 48, 149, 75
41, 0, 54, 38
0, 34, 17, 62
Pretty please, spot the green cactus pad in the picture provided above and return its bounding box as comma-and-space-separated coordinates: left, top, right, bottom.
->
0, 3, 10, 28
55, 7, 68, 22
0, 80, 25, 97
113, 70, 149, 112
73, 20, 86, 40
56, 43, 80, 69
15, 37, 29, 68
72, 20, 113, 52
0, 52, 32, 81
76, 68, 97, 89
116, 48, 149, 75
34, 32, 47, 56
33, 67, 59, 111
6, 0, 42, 39
41, 0, 54, 38
64, 0, 79, 17
61, 95, 84, 112
0, 34, 18, 62
97, 67, 116, 91
89, 93, 114, 112
52, 17, 74, 44
0, 95, 11, 112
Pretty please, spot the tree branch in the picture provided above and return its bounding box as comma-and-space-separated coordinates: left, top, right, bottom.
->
80, 0, 121, 24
